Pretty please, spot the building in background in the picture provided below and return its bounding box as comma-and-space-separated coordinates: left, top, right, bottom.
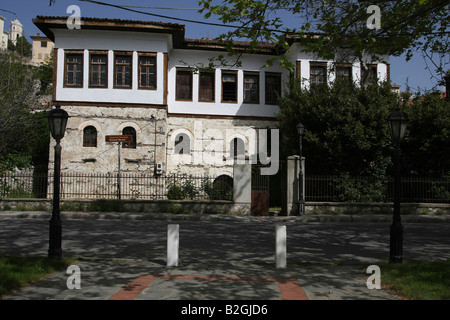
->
30, 33, 54, 66
0, 16, 8, 50
9, 18, 23, 45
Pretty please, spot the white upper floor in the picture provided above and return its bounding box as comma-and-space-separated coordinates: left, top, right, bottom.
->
34, 16, 390, 119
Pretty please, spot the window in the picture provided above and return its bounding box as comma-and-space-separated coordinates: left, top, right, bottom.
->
114, 52, 132, 88
362, 64, 378, 85
222, 72, 237, 103
265, 73, 281, 105
335, 65, 352, 82
244, 72, 259, 104
310, 63, 327, 85
230, 138, 245, 159
199, 70, 215, 102
41, 41, 47, 48
174, 133, 190, 155
213, 175, 233, 200
176, 69, 193, 101
64, 51, 83, 87
139, 53, 157, 89
89, 52, 108, 88
83, 126, 97, 148
122, 127, 136, 149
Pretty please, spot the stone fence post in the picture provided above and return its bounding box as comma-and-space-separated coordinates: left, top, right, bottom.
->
233, 162, 252, 215
285, 155, 305, 216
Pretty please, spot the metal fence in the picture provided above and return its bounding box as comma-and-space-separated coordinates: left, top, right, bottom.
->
305, 175, 450, 203
0, 171, 233, 201
1, 171, 449, 203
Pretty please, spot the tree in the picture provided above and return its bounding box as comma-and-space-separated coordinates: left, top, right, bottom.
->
199, 0, 449, 86
277, 79, 398, 177
7, 36, 32, 57
0, 51, 48, 171
33, 53, 54, 95
402, 92, 450, 177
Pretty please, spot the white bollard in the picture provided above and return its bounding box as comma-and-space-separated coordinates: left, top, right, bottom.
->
167, 224, 179, 267
275, 224, 287, 269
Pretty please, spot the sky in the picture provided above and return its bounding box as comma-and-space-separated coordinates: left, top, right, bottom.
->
0, 0, 446, 93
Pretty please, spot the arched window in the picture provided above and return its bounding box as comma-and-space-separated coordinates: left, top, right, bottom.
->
230, 138, 245, 159
212, 175, 233, 200
122, 127, 137, 149
174, 133, 190, 155
83, 126, 97, 147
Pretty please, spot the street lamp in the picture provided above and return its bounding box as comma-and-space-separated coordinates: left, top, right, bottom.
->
296, 122, 305, 216
47, 105, 69, 259
387, 108, 409, 263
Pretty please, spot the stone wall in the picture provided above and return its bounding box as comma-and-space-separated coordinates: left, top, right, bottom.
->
166, 116, 279, 177
50, 105, 167, 174
0, 198, 448, 216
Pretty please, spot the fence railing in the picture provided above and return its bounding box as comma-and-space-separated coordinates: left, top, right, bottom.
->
305, 175, 450, 203
1, 171, 449, 203
0, 171, 233, 201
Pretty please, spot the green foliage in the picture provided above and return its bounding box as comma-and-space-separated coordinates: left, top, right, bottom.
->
277, 79, 397, 178
33, 53, 54, 95
402, 92, 450, 176
0, 255, 77, 297
334, 175, 387, 202
381, 260, 450, 300
277, 79, 449, 202
166, 178, 199, 200
0, 51, 51, 171
202, 179, 233, 201
166, 183, 187, 200
7, 36, 32, 57
200, 0, 449, 83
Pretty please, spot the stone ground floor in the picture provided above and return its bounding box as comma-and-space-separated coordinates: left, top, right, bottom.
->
51, 104, 279, 180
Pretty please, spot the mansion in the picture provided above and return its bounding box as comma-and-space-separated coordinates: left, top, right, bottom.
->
33, 16, 390, 179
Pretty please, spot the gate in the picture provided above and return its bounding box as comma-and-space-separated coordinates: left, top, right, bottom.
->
251, 164, 270, 216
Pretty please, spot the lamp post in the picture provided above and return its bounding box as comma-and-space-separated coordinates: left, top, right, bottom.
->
387, 108, 409, 263
47, 105, 69, 259
296, 122, 305, 216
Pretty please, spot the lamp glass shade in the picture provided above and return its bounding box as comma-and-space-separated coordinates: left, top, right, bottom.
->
296, 123, 305, 137
48, 105, 69, 141
388, 109, 409, 145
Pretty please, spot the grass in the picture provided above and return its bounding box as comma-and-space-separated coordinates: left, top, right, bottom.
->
0, 255, 77, 298
380, 260, 450, 300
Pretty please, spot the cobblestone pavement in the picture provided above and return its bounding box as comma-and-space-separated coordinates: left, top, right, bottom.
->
1, 212, 449, 302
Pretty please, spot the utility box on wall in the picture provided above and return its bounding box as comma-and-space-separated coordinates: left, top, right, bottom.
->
155, 162, 163, 175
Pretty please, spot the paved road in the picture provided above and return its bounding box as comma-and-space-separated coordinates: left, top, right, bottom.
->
1, 214, 449, 301
1, 217, 449, 263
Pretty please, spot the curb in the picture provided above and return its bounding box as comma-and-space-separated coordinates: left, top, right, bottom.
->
0, 211, 449, 223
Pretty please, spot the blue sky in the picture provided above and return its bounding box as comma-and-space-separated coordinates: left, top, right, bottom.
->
1, 0, 446, 93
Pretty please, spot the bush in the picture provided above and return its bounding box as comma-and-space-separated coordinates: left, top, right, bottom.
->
166, 178, 199, 200
202, 178, 233, 201
166, 183, 187, 200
